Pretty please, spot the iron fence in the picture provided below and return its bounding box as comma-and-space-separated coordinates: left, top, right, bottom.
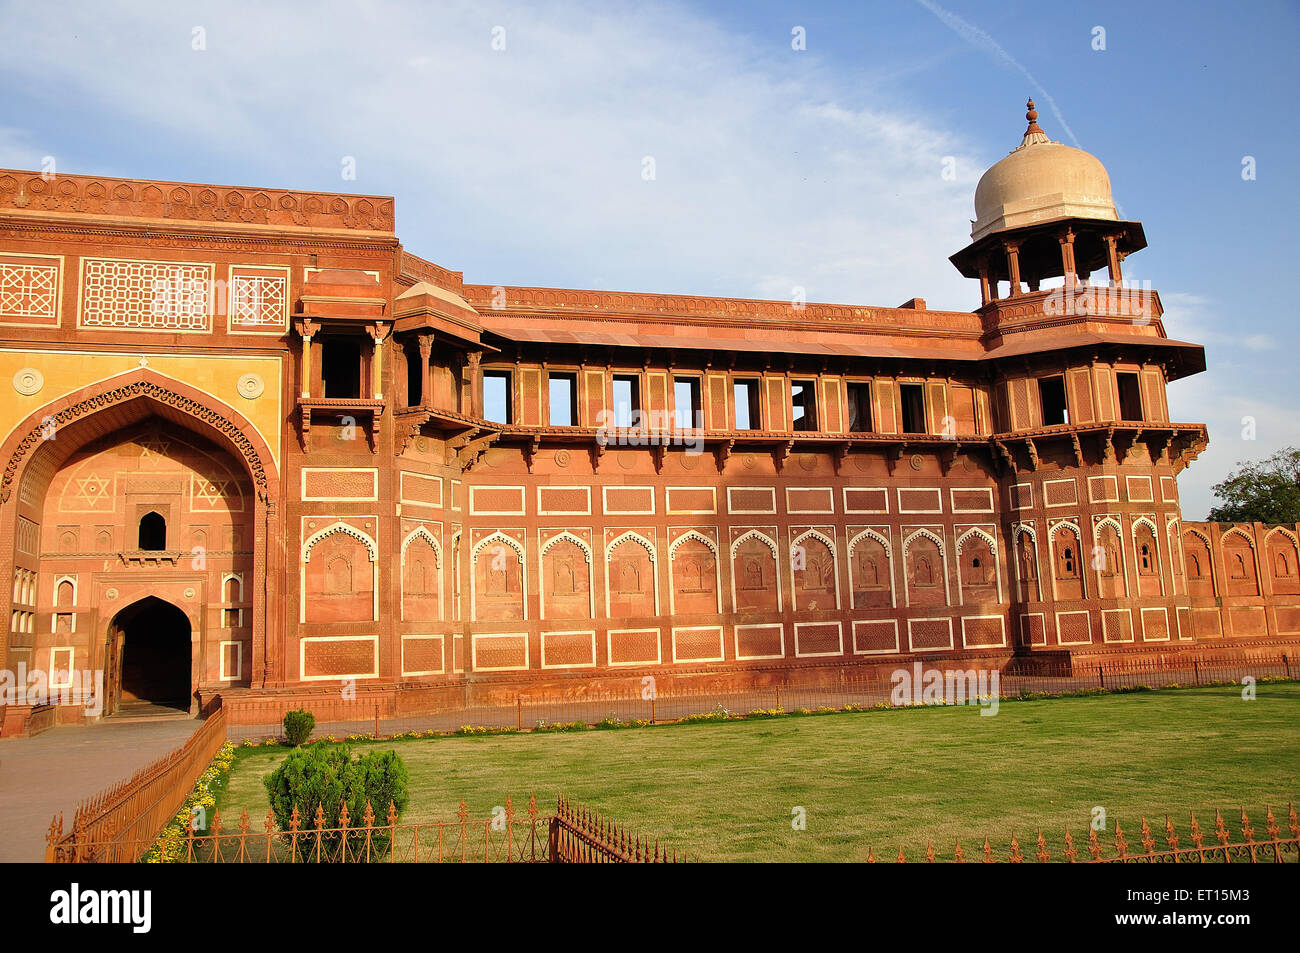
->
871, 806, 1300, 863
46, 707, 228, 863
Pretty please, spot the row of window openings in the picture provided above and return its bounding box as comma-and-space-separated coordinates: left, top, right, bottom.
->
1037, 372, 1143, 427
319, 339, 1148, 428
484, 374, 931, 435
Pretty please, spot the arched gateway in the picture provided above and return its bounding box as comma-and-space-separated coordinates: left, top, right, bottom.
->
0, 369, 281, 720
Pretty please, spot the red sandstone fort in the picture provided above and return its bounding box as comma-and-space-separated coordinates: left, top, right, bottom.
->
0, 101, 1295, 734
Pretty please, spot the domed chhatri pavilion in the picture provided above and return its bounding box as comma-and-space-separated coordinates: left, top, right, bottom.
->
0, 101, 1296, 732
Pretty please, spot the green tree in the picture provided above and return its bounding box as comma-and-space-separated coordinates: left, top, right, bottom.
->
1206, 447, 1300, 524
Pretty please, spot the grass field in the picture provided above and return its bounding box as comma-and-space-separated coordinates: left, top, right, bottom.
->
215, 683, 1300, 861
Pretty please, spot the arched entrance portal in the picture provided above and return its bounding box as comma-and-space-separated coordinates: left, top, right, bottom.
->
107, 597, 193, 715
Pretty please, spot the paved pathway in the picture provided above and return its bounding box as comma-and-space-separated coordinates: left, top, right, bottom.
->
0, 717, 199, 862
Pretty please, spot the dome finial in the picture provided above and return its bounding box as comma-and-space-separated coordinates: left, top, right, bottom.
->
1017, 97, 1050, 149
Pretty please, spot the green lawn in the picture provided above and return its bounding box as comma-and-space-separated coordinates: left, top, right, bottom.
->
216, 683, 1300, 861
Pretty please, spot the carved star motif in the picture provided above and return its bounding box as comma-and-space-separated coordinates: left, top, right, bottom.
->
192, 478, 230, 508
70, 475, 114, 509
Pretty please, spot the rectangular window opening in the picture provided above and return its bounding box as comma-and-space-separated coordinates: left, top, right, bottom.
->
1117, 372, 1143, 422
847, 381, 873, 432
321, 336, 362, 399
900, 382, 926, 434
483, 370, 512, 424
734, 379, 760, 430
1038, 376, 1069, 426
549, 372, 578, 426
612, 375, 640, 428
791, 379, 818, 432
674, 377, 701, 429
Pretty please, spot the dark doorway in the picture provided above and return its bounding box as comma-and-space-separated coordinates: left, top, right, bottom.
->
112, 597, 192, 714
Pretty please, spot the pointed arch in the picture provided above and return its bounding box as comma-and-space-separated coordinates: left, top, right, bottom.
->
730, 528, 777, 560
302, 521, 379, 563
956, 527, 1000, 604
401, 526, 443, 623
902, 528, 949, 608
540, 531, 594, 620
401, 525, 443, 567
471, 531, 526, 622
903, 527, 946, 556
730, 529, 781, 613
791, 528, 840, 611
542, 530, 594, 561
605, 531, 659, 617
607, 530, 657, 563
848, 527, 891, 558
667, 530, 720, 614
669, 529, 717, 558
956, 527, 996, 554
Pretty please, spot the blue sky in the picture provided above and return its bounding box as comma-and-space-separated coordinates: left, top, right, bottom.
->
1, 0, 1296, 517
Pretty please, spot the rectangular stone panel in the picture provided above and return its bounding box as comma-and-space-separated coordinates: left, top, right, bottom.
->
603, 485, 655, 515
470, 485, 526, 515
950, 487, 993, 513
843, 487, 888, 514
81, 257, 213, 331
852, 619, 899, 655
400, 471, 443, 508
908, 618, 953, 652
786, 486, 834, 514
608, 628, 661, 666
1088, 475, 1119, 503
1055, 610, 1092, 646
1020, 613, 1046, 646
666, 486, 716, 514
727, 486, 776, 514
540, 630, 597, 668
537, 485, 591, 515
301, 636, 378, 681
1043, 479, 1077, 507
0, 253, 61, 326
794, 621, 842, 657
1126, 476, 1154, 503
1102, 609, 1133, 643
961, 616, 1005, 648
672, 625, 724, 663
897, 487, 942, 514
1192, 607, 1223, 638
1227, 606, 1266, 637
401, 635, 444, 676
302, 467, 379, 501
472, 633, 529, 671
734, 623, 784, 660
1141, 607, 1170, 642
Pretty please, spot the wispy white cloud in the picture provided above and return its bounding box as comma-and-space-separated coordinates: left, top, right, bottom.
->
913, 0, 1080, 147
0, 0, 985, 309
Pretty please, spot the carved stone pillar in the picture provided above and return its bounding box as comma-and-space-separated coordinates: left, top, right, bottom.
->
1105, 234, 1123, 284
369, 322, 390, 400
1005, 241, 1022, 296
294, 318, 318, 398
417, 332, 434, 409
1059, 228, 1077, 286
467, 350, 483, 418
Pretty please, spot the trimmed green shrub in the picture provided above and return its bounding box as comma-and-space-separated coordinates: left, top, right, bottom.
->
263, 744, 410, 858
282, 709, 315, 746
